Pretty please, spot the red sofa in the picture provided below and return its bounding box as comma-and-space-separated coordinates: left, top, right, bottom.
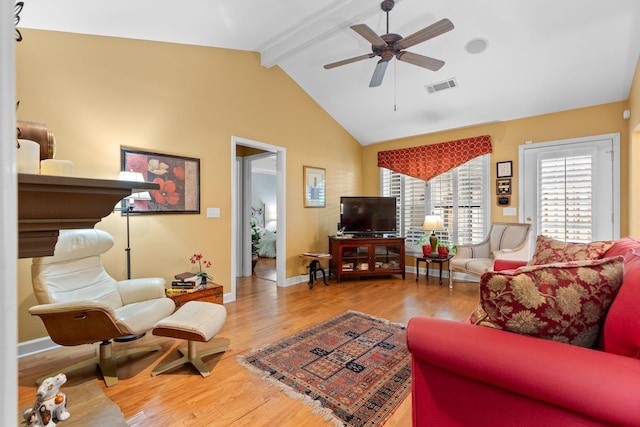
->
406, 237, 640, 426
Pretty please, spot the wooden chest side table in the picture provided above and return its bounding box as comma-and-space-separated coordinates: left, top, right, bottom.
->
167, 284, 223, 310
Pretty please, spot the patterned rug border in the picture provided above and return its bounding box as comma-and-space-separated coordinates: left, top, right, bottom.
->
236, 310, 409, 427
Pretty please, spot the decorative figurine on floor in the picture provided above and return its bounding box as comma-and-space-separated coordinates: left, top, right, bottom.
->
23, 373, 70, 426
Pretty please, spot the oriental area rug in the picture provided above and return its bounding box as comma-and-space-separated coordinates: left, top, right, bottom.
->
238, 311, 411, 427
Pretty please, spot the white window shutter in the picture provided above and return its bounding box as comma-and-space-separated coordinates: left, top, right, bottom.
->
538, 155, 593, 242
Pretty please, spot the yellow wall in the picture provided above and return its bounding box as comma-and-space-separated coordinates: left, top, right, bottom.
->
362, 101, 631, 233
628, 56, 640, 237
16, 29, 362, 342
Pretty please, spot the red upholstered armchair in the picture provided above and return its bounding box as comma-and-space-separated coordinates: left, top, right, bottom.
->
406, 237, 640, 426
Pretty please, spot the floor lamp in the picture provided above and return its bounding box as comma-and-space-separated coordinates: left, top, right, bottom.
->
115, 171, 151, 342
117, 171, 151, 280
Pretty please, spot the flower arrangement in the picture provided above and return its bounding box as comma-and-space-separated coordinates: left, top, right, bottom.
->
190, 253, 212, 283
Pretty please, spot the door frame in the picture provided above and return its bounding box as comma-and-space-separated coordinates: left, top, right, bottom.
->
244, 151, 277, 277
230, 136, 286, 301
518, 133, 620, 242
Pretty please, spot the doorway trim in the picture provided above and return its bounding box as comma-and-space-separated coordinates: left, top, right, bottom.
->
231, 136, 286, 301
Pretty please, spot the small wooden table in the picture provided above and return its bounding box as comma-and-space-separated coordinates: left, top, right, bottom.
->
166, 283, 223, 311
415, 255, 454, 285
299, 254, 332, 289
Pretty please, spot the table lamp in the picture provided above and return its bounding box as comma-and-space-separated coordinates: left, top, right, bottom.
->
422, 215, 444, 256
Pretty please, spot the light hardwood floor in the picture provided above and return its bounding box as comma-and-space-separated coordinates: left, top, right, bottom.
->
253, 257, 277, 282
18, 271, 479, 426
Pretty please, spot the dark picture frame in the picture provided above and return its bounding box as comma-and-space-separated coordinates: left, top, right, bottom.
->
496, 160, 513, 178
496, 178, 512, 195
121, 148, 200, 214
303, 166, 325, 208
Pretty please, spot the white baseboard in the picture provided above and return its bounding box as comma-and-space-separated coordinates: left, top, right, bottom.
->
283, 275, 308, 287
18, 336, 60, 359
409, 266, 479, 283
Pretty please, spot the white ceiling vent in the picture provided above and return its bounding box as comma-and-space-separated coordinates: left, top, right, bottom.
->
425, 78, 458, 94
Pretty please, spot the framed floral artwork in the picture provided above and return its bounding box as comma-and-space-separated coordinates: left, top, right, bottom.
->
120, 148, 200, 214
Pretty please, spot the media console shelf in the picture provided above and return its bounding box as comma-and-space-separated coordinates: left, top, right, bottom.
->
328, 236, 405, 282
18, 173, 159, 258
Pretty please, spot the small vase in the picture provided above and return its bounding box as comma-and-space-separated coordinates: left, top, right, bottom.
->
200, 276, 207, 285
421, 245, 431, 256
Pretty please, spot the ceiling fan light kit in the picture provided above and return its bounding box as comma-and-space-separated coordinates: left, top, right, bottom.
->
324, 0, 454, 87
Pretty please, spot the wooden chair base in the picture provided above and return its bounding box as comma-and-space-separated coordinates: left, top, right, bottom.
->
37, 340, 160, 387
151, 338, 229, 377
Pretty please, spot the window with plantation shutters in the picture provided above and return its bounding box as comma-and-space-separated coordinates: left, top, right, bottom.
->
520, 133, 619, 243
381, 169, 424, 246
538, 155, 593, 242
381, 154, 489, 248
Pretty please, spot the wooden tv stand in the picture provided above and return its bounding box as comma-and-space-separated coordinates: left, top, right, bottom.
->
328, 236, 405, 282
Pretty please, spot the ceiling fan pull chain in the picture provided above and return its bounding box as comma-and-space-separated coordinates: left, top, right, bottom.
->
394, 59, 398, 112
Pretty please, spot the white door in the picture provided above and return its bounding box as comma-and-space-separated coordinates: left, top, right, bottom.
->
519, 133, 620, 243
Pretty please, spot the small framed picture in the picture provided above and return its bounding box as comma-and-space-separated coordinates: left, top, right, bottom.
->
496, 178, 512, 195
496, 161, 513, 178
303, 166, 325, 208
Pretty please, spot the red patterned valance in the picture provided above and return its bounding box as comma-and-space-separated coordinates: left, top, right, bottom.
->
377, 135, 492, 182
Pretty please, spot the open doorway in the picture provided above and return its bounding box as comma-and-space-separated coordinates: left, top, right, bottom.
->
250, 154, 277, 281
230, 136, 286, 301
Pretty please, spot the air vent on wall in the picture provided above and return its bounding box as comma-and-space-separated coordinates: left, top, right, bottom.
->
425, 78, 458, 94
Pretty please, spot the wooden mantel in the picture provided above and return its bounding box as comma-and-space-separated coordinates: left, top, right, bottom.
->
18, 173, 160, 258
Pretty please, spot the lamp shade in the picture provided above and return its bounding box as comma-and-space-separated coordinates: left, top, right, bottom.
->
117, 170, 144, 182
422, 215, 444, 231
117, 171, 151, 201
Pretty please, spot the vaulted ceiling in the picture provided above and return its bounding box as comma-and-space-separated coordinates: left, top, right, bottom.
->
19, 0, 640, 145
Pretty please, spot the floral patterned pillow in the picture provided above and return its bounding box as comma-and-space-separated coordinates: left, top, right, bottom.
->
528, 235, 614, 265
470, 256, 624, 348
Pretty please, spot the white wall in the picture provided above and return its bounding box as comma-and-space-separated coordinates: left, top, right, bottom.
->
252, 171, 277, 229
1, 2, 18, 424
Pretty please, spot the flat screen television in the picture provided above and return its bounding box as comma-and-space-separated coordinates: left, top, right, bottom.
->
340, 196, 397, 236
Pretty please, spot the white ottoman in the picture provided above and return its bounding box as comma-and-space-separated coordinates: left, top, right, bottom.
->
151, 301, 228, 378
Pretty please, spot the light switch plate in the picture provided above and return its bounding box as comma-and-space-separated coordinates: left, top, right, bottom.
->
206, 208, 220, 218
503, 207, 517, 216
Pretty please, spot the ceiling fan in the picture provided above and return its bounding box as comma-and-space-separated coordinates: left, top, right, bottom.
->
324, 0, 454, 87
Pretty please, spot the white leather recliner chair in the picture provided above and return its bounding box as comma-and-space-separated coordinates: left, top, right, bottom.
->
29, 228, 176, 386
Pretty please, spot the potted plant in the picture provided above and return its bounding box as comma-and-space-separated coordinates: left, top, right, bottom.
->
437, 245, 450, 257
417, 235, 432, 257
190, 253, 212, 285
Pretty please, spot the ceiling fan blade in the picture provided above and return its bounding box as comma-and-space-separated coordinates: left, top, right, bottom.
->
351, 24, 387, 48
369, 60, 389, 87
396, 51, 444, 71
396, 18, 454, 50
323, 53, 375, 69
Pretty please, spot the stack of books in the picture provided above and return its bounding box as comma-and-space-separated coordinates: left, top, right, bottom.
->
166, 272, 205, 296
